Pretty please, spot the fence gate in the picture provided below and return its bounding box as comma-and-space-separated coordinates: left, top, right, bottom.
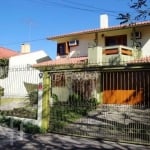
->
49, 69, 150, 145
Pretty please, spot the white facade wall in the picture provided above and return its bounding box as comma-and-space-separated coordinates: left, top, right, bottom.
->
69, 40, 89, 57
0, 50, 49, 97
9, 50, 48, 67
140, 27, 150, 57
52, 87, 70, 102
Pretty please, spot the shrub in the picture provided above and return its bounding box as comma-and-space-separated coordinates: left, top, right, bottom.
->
28, 90, 38, 106
52, 94, 59, 103
0, 59, 9, 79
23, 122, 41, 134
0, 86, 4, 96
0, 116, 41, 134
68, 94, 98, 108
68, 93, 82, 105
87, 97, 98, 109
49, 94, 99, 132
0, 116, 11, 127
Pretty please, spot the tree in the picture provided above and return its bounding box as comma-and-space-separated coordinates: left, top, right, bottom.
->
0, 59, 9, 79
116, 0, 150, 58
117, 0, 150, 24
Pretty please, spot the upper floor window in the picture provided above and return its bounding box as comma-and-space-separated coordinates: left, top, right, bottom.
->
105, 35, 127, 46
57, 42, 70, 56
57, 43, 66, 55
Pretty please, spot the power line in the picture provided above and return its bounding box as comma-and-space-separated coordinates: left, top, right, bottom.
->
0, 37, 47, 47
0, 1, 139, 48
62, 0, 126, 14
27, 0, 133, 18
30, 0, 99, 12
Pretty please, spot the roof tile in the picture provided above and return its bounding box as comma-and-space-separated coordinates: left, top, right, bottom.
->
33, 57, 88, 67
47, 21, 150, 40
0, 47, 18, 59
128, 56, 150, 64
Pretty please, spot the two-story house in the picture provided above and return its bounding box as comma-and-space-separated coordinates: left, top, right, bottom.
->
46, 15, 150, 65
34, 16, 150, 104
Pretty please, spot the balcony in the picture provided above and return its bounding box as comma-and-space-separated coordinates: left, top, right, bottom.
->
102, 45, 135, 65
88, 45, 135, 66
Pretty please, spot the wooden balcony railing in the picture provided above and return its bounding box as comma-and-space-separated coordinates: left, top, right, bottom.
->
103, 45, 133, 56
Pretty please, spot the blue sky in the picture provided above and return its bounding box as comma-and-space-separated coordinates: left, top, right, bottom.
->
0, 0, 135, 59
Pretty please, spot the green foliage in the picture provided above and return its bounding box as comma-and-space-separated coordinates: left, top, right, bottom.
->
117, 0, 150, 23
0, 86, 4, 96
68, 94, 98, 111
49, 94, 98, 132
117, 13, 131, 24
0, 59, 9, 79
28, 90, 38, 106
52, 93, 59, 103
68, 93, 82, 105
23, 122, 41, 134
0, 116, 41, 134
88, 97, 98, 109
0, 59, 9, 66
0, 116, 11, 127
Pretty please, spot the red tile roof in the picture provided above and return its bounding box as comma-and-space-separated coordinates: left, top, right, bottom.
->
33, 57, 88, 67
128, 56, 150, 64
47, 21, 150, 40
0, 47, 18, 59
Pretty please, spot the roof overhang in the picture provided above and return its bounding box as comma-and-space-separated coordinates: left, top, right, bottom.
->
33, 57, 88, 70
47, 21, 150, 42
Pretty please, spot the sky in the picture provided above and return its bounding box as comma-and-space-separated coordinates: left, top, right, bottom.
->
0, 0, 138, 59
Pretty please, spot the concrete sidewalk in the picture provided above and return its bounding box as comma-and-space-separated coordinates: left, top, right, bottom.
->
0, 126, 150, 150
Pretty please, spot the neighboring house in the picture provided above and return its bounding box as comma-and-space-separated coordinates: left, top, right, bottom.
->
0, 47, 18, 59
0, 47, 19, 80
0, 44, 51, 97
34, 16, 150, 104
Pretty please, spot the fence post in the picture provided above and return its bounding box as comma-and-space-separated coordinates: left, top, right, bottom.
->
41, 71, 50, 132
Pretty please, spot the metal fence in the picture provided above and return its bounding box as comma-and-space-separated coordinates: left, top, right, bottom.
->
49, 67, 150, 145
0, 66, 39, 119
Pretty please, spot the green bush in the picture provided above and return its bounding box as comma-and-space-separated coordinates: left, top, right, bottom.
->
0, 86, 4, 96
49, 94, 99, 132
52, 94, 59, 103
28, 90, 38, 106
87, 97, 98, 109
0, 59, 9, 79
23, 122, 41, 134
0, 116, 41, 134
68, 94, 98, 109
0, 116, 11, 127
68, 93, 82, 105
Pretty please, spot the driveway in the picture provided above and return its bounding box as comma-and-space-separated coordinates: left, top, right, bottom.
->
0, 126, 150, 150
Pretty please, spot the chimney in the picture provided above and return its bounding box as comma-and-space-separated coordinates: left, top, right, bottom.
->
21, 43, 30, 53
100, 14, 108, 28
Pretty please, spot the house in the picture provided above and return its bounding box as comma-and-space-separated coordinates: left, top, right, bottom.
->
46, 15, 150, 65
34, 15, 150, 104
0, 44, 51, 97
0, 47, 18, 59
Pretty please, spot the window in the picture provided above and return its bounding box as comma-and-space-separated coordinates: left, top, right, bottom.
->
57, 43, 66, 55
52, 73, 65, 87
105, 35, 127, 46
57, 42, 70, 56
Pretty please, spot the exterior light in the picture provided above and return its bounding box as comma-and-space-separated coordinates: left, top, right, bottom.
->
39, 72, 43, 78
